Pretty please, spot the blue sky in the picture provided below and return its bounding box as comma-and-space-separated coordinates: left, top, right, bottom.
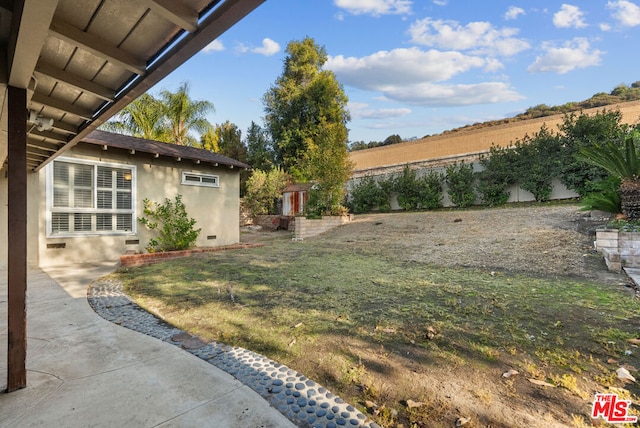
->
156, 0, 640, 144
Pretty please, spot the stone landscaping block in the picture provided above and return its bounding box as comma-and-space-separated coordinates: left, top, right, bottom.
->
596, 231, 619, 240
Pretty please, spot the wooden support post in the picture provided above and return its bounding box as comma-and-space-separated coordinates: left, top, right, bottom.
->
7, 85, 27, 392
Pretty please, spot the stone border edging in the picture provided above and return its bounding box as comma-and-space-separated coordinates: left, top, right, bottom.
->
120, 243, 265, 267
87, 278, 379, 428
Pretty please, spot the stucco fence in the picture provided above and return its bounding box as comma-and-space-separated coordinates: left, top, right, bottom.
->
347, 153, 579, 210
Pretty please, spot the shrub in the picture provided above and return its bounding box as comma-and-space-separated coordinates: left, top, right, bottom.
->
394, 166, 443, 210
475, 145, 517, 206
445, 161, 476, 208
138, 195, 201, 252
244, 167, 289, 217
347, 175, 392, 213
580, 176, 621, 214
513, 126, 563, 202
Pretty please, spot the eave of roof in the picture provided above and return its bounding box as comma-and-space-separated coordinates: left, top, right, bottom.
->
83, 129, 250, 169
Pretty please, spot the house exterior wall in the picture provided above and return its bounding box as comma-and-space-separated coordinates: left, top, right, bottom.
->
31, 143, 240, 267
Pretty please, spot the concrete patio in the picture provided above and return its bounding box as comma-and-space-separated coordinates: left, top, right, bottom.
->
0, 263, 293, 427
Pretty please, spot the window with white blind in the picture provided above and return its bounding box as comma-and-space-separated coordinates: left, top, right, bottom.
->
47, 159, 136, 236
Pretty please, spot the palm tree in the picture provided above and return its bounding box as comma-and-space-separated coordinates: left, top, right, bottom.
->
576, 130, 640, 219
102, 94, 169, 141
160, 82, 214, 146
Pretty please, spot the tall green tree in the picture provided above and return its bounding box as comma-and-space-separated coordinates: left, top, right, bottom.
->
245, 121, 274, 171
263, 37, 352, 214
214, 121, 249, 196
102, 93, 169, 141
263, 37, 350, 178
159, 81, 215, 146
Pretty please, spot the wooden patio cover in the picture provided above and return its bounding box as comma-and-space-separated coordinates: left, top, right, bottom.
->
1, 0, 265, 392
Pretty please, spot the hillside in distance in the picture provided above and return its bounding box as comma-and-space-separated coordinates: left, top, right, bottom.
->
351, 81, 640, 152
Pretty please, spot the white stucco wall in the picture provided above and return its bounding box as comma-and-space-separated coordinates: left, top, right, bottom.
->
34, 143, 241, 267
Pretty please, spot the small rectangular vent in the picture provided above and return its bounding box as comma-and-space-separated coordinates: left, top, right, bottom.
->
47, 243, 66, 249
207, 235, 217, 240
125, 239, 139, 245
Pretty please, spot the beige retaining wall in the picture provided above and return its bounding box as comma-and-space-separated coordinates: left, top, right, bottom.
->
595, 228, 640, 272
295, 215, 354, 240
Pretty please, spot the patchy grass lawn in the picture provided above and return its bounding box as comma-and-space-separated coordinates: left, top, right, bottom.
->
111, 208, 640, 427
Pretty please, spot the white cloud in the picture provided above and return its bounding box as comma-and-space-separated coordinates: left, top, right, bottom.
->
408, 18, 530, 56
607, 0, 640, 27
235, 39, 281, 56
504, 6, 525, 20
553, 4, 587, 28
380, 82, 523, 106
527, 38, 603, 74
203, 39, 224, 53
334, 0, 412, 16
433, 0, 447, 5
327, 48, 486, 86
252, 38, 281, 56
349, 102, 412, 120
600, 22, 612, 31
326, 48, 522, 106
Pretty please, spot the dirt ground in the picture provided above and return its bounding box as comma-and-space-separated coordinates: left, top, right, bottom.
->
244, 203, 622, 284
238, 204, 638, 427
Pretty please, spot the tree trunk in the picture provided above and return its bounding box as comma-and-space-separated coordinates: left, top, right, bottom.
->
620, 178, 640, 220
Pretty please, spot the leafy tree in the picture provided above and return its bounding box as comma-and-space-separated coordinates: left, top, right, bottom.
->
513, 126, 563, 202
445, 161, 476, 208
102, 93, 169, 141
245, 121, 274, 171
263, 37, 351, 181
383, 134, 402, 146
159, 81, 214, 146
244, 168, 289, 217
476, 145, 518, 206
305, 119, 354, 215
347, 175, 392, 213
214, 121, 249, 195
558, 109, 626, 196
200, 126, 219, 152
138, 195, 201, 252
394, 166, 443, 211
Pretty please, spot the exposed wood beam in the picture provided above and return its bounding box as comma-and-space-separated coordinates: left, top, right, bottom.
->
27, 146, 55, 157
28, 128, 68, 143
7, 86, 27, 392
27, 138, 60, 152
7, 0, 59, 88
51, 120, 79, 135
49, 19, 146, 75
31, 92, 93, 120
145, 0, 198, 33
37, 0, 267, 171
34, 62, 115, 102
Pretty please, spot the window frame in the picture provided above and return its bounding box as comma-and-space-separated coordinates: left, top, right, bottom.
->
181, 171, 220, 188
46, 157, 137, 237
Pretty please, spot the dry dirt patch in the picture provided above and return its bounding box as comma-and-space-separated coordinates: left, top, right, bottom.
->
317, 204, 619, 283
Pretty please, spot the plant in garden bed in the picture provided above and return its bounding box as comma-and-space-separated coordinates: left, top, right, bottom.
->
138, 195, 201, 252
577, 129, 640, 219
